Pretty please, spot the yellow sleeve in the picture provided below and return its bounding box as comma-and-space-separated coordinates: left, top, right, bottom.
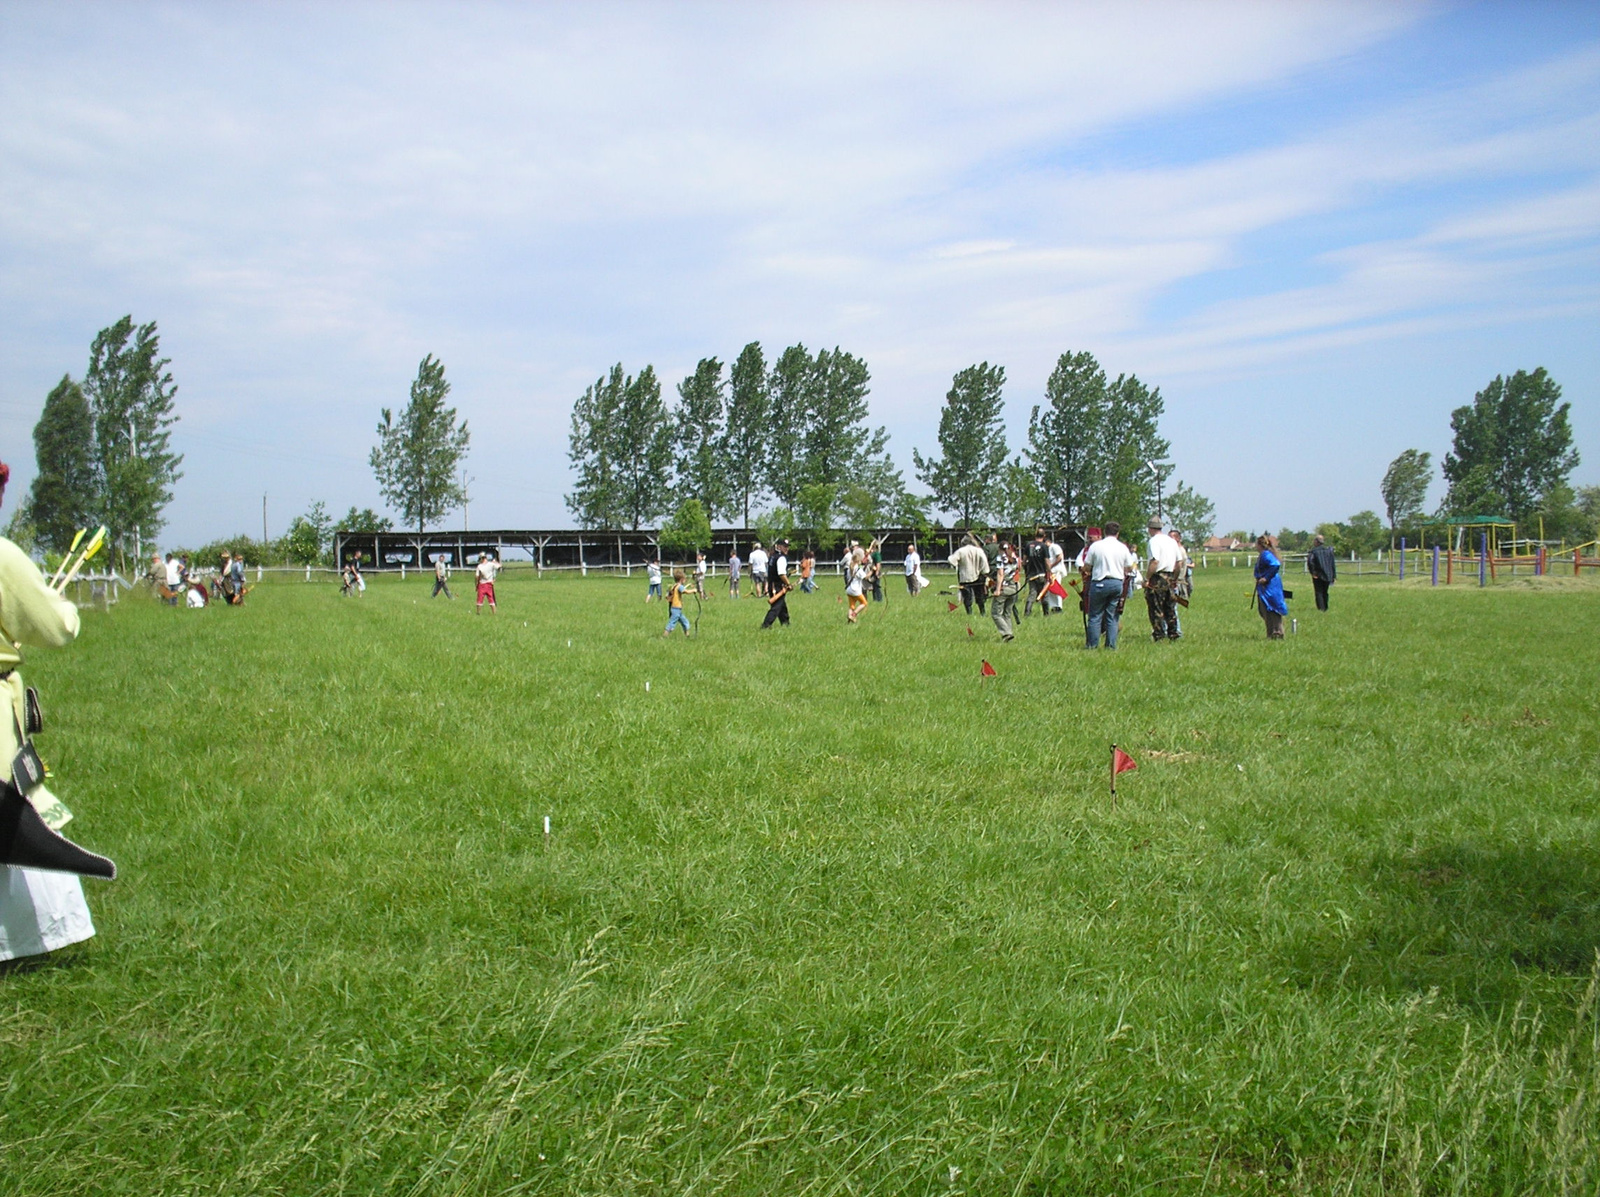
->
0, 538, 80, 654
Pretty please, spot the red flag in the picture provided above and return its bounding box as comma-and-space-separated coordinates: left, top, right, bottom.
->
948, 600, 958, 612
980, 659, 997, 678
1045, 577, 1069, 599
967, 626, 974, 637
1113, 747, 1137, 775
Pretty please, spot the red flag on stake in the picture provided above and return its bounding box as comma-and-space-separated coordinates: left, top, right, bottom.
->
967, 626, 974, 637
980, 659, 997, 678
1045, 577, 1069, 600
948, 600, 958, 612
1110, 743, 1137, 799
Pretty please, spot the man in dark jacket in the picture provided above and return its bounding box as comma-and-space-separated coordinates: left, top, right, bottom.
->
1308, 534, 1337, 611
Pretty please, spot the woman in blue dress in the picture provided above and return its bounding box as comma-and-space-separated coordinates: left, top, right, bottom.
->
1254, 533, 1287, 639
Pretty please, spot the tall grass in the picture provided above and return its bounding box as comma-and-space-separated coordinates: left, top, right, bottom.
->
2, 569, 1597, 1193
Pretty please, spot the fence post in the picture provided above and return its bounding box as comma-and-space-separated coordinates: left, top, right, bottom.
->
401, 563, 406, 581
1431, 546, 1439, 586
1479, 533, 1487, 587
1536, 546, 1544, 576
1399, 538, 1405, 581
305, 564, 311, 582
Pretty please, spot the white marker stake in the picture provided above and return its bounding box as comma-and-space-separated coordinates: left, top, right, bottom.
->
645, 681, 650, 692
544, 815, 551, 846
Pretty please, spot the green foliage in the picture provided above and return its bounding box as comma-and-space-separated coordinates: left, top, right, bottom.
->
795, 482, 843, 551
565, 363, 671, 529
1380, 449, 1433, 536
1027, 350, 1168, 526
1328, 510, 1386, 556
913, 362, 1008, 527
337, 506, 393, 533
764, 345, 813, 509
13, 574, 1600, 1193
179, 533, 270, 567
997, 456, 1048, 537
26, 375, 98, 553
659, 498, 712, 557
722, 342, 769, 525
1276, 528, 1312, 552
370, 354, 470, 535
281, 501, 335, 566
4, 508, 38, 555
1165, 481, 1216, 544
673, 359, 729, 521
1443, 368, 1577, 522
83, 316, 183, 564
753, 505, 795, 548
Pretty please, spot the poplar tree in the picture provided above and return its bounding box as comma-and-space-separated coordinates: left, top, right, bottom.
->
566, 365, 624, 528
722, 342, 769, 526
765, 344, 814, 510
913, 362, 1008, 528
673, 358, 729, 520
609, 365, 673, 529
370, 354, 470, 536
26, 375, 98, 552
1026, 351, 1108, 524
83, 316, 183, 565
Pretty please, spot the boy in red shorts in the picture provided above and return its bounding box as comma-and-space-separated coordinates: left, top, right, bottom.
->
474, 551, 499, 614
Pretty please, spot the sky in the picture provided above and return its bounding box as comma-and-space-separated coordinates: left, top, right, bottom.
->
1, 0, 1596, 544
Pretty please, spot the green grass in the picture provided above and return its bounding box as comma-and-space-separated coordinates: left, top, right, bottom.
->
3, 567, 1599, 1194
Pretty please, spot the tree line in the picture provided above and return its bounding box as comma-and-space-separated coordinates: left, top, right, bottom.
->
567, 344, 1216, 547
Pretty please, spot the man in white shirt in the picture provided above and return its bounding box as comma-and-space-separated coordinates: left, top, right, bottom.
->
948, 534, 989, 615
162, 553, 182, 605
748, 542, 768, 598
1083, 520, 1138, 649
1043, 532, 1066, 614
903, 543, 921, 595
1144, 517, 1183, 642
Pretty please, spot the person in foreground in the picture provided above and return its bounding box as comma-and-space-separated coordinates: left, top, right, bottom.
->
1254, 533, 1288, 639
1308, 533, 1336, 611
0, 462, 117, 964
1083, 520, 1137, 649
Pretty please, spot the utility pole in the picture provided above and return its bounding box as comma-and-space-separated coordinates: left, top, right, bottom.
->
263, 494, 268, 547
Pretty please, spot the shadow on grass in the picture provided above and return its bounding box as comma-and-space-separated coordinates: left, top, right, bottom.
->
1285, 842, 1600, 1008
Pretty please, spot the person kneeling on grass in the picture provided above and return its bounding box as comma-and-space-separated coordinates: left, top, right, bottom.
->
664, 570, 691, 636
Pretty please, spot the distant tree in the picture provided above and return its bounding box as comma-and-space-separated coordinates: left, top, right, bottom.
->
26, 375, 98, 552
83, 316, 183, 566
673, 358, 729, 520
1380, 449, 1433, 540
337, 507, 393, 533
609, 365, 673, 530
722, 342, 769, 525
1276, 528, 1312, 552
1027, 351, 1107, 525
913, 362, 1008, 528
795, 482, 842, 551
1577, 486, 1600, 540
1165, 482, 1216, 545
1442, 368, 1577, 521
997, 457, 1048, 536
659, 498, 712, 558
803, 348, 881, 492
282, 500, 334, 565
566, 365, 624, 528
371, 354, 470, 536
764, 344, 814, 510
1339, 510, 1386, 556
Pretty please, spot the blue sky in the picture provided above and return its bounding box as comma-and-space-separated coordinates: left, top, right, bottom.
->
1, 1, 1596, 543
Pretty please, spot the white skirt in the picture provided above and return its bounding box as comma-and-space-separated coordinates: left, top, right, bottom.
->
0, 865, 96, 962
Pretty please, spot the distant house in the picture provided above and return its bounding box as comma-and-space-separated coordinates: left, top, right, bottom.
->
1203, 536, 1245, 551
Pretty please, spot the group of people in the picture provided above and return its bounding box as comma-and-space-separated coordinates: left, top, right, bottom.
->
428, 551, 500, 612
152, 550, 248, 608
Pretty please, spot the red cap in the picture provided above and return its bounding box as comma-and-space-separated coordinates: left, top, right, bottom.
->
1086, 526, 1101, 538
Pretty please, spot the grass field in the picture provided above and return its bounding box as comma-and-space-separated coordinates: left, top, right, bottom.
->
3, 566, 1599, 1195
